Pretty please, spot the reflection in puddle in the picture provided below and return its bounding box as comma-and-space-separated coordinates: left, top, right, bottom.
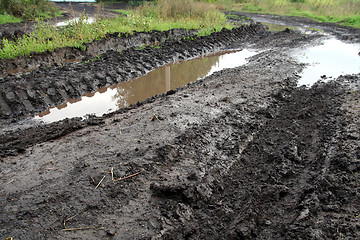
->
56, 17, 95, 27
35, 49, 257, 122
295, 38, 360, 86
260, 22, 324, 35
261, 22, 299, 32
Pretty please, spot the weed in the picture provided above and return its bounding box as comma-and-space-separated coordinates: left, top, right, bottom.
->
150, 43, 162, 49
83, 54, 103, 63
184, 36, 196, 40
0, 0, 231, 59
136, 44, 147, 50
0, 13, 21, 24
0, 0, 60, 21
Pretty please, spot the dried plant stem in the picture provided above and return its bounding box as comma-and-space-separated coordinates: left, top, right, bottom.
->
113, 169, 144, 182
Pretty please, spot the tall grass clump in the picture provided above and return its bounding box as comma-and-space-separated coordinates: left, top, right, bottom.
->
0, 0, 60, 21
0, 12, 21, 24
0, 0, 232, 59
0, 15, 107, 59
136, 0, 230, 35
239, 0, 360, 28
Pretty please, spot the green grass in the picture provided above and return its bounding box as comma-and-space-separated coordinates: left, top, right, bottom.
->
0, 0, 60, 22
238, 0, 360, 28
0, 0, 232, 59
0, 12, 21, 24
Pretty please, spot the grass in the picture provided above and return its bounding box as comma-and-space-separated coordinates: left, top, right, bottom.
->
0, 0, 61, 22
0, 12, 21, 24
238, 0, 360, 28
0, 0, 232, 59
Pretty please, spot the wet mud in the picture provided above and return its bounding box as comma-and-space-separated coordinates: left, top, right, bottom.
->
0, 24, 266, 122
0, 9, 360, 240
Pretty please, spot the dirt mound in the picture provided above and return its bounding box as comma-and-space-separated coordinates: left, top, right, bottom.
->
0, 24, 268, 122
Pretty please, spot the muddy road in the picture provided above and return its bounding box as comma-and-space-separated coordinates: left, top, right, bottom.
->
1, 9, 360, 240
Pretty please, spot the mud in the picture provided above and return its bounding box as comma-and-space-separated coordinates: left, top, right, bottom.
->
1, 9, 360, 240
0, 24, 267, 121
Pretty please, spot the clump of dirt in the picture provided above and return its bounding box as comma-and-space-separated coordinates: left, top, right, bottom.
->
0, 29, 198, 76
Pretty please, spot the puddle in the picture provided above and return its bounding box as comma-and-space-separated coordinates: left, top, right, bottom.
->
261, 22, 299, 32
260, 22, 325, 35
295, 38, 360, 86
34, 49, 257, 123
56, 17, 95, 27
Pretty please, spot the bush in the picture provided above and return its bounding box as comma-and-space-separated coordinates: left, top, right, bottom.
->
0, 0, 59, 20
138, 0, 220, 19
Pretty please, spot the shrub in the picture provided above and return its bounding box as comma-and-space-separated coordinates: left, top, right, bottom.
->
0, 0, 59, 20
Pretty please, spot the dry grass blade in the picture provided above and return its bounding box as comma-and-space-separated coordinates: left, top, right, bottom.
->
117, 139, 142, 142
62, 226, 98, 231
113, 169, 144, 182
95, 175, 106, 189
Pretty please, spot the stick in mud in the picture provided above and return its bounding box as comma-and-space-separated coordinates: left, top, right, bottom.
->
117, 139, 142, 142
113, 169, 144, 182
63, 212, 80, 228
111, 167, 114, 181
62, 226, 98, 231
95, 175, 106, 189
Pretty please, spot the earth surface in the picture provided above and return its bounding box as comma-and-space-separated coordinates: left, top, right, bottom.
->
0, 3, 359, 240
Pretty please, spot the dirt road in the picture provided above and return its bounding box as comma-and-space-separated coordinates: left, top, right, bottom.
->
0, 7, 359, 240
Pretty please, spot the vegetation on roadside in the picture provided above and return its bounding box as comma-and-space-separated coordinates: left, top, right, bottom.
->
237, 0, 360, 28
2, 0, 359, 60
0, 0, 61, 22
0, 12, 21, 24
0, 0, 232, 59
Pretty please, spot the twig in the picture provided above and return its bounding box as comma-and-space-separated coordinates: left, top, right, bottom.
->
6, 179, 14, 185
95, 175, 106, 189
90, 177, 95, 184
117, 139, 142, 142
44, 167, 58, 171
62, 226, 98, 231
150, 114, 161, 122
63, 212, 80, 228
113, 169, 144, 182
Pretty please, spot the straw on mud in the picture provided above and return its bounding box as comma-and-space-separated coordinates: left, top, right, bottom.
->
63, 213, 80, 228
113, 169, 144, 182
62, 226, 98, 231
150, 114, 161, 122
95, 175, 106, 189
111, 167, 114, 181
117, 139, 142, 142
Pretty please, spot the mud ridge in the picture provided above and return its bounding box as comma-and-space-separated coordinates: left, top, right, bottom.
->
0, 23, 268, 122
149, 79, 360, 239
0, 29, 197, 75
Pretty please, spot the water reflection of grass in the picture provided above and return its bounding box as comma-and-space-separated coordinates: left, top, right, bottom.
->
113, 54, 219, 108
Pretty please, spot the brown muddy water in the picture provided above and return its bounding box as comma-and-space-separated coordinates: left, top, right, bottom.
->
34, 49, 257, 123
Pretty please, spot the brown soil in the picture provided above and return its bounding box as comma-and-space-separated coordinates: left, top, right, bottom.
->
0, 6, 359, 240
